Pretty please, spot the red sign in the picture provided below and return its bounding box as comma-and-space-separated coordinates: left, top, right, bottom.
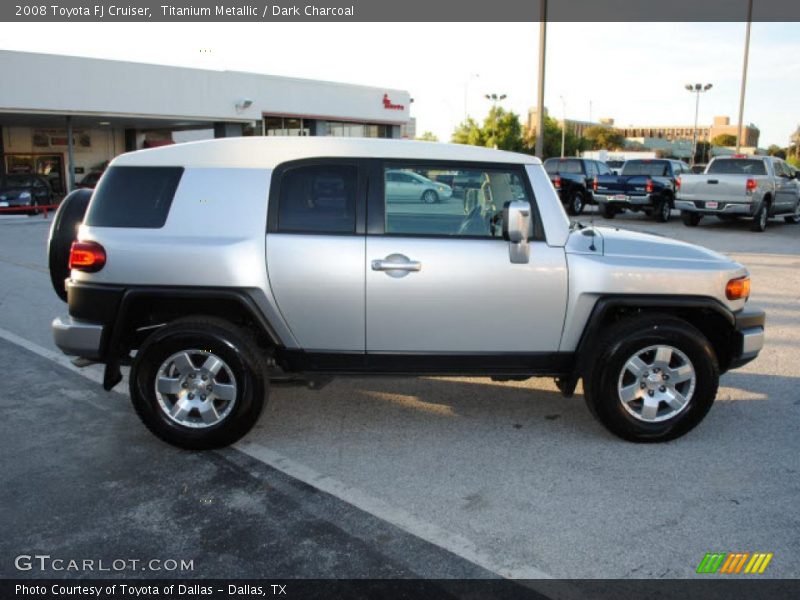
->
383, 93, 405, 111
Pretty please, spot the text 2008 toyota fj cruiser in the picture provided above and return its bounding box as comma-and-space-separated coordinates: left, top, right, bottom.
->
48, 138, 764, 449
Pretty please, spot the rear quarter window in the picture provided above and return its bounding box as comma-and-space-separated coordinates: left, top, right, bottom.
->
84, 166, 184, 228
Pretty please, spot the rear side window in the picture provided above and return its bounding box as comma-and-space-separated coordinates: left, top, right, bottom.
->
277, 165, 357, 234
706, 159, 767, 175
85, 166, 183, 228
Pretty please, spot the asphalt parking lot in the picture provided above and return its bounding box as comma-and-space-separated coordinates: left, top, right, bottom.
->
0, 208, 798, 582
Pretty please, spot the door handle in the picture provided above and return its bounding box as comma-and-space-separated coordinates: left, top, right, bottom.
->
372, 259, 421, 272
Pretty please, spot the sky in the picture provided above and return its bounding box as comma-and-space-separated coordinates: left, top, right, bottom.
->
1, 21, 798, 147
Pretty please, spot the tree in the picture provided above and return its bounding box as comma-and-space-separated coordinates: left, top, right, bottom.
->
766, 144, 787, 159
521, 116, 586, 159
711, 134, 737, 146
583, 125, 625, 151
415, 131, 439, 142
451, 107, 524, 152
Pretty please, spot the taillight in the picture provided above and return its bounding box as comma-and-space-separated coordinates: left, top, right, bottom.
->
746, 178, 757, 193
725, 276, 751, 301
592, 177, 598, 192
676, 176, 681, 190
69, 241, 106, 273
554, 175, 561, 189
645, 179, 654, 193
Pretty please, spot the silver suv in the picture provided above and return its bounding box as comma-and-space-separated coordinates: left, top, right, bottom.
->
48, 138, 765, 449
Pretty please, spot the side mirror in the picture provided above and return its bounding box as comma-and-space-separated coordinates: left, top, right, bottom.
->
502, 200, 531, 264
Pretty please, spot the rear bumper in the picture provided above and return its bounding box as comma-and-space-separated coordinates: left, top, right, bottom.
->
52, 315, 104, 359
728, 306, 766, 369
675, 199, 753, 216
595, 193, 654, 208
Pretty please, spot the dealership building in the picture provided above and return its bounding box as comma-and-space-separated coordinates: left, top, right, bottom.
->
0, 50, 412, 197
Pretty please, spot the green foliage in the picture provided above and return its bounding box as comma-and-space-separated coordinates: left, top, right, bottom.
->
766, 144, 787, 159
451, 107, 525, 152
788, 156, 800, 169
415, 131, 439, 142
583, 125, 626, 151
521, 116, 586, 159
711, 134, 737, 146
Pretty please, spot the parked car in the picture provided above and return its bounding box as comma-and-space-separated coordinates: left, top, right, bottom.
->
385, 169, 452, 203
593, 159, 691, 222
48, 137, 764, 448
75, 170, 104, 189
0, 174, 53, 214
676, 155, 800, 231
543, 157, 613, 215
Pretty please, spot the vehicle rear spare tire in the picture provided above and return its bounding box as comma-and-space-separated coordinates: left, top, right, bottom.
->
48, 189, 92, 302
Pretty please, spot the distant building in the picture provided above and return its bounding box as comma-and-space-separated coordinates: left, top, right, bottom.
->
619, 116, 759, 147
526, 107, 613, 139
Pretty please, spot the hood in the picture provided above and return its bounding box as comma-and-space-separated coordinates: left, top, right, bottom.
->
567, 225, 732, 264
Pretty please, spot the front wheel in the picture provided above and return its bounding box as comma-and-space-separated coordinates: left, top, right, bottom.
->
567, 191, 586, 216
583, 315, 719, 442
421, 189, 439, 204
681, 211, 702, 227
784, 202, 800, 224
130, 316, 268, 450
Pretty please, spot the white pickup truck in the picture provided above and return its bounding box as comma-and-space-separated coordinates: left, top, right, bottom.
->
675, 155, 800, 231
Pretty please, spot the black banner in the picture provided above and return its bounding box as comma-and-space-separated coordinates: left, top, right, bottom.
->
3, 0, 800, 22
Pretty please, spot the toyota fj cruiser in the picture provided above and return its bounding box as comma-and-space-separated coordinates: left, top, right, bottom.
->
49, 138, 765, 449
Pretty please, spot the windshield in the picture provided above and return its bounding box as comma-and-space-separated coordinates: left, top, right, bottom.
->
544, 159, 583, 174
621, 161, 670, 177
706, 159, 767, 175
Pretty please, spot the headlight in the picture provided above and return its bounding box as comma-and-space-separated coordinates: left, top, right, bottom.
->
20, 191, 31, 199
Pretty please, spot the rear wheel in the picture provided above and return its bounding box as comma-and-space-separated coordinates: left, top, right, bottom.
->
599, 203, 617, 219
681, 211, 702, 227
654, 197, 671, 222
130, 316, 268, 450
751, 203, 768, 232
583, 314, 719, 442
567, 190, 586, 216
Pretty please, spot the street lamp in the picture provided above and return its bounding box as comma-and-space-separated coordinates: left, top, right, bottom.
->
685, 83, 713, 167
559, 95, 567, 158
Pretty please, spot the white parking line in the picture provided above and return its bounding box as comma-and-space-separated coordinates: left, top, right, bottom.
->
0, 324, 577, 592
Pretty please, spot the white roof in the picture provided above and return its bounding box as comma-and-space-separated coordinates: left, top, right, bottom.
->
112, 137, 541, 169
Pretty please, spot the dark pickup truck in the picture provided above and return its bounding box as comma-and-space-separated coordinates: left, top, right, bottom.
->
593, 159, 691, 222
543, 158, 613, 215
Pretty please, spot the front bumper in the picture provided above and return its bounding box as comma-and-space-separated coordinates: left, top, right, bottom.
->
675, 199, 753, 216
52, 315, 104, 359
729, 306, 765, 369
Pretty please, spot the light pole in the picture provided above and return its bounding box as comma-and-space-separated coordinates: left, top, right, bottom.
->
484, 93, 507, 149
559, 95, 567, 158
736, 0, 753, 153
463, 73, 480, 122
534, 0, 547, 158
685, 83, 712, 167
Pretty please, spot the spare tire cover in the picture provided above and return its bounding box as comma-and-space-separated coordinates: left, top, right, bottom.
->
48, 189, 92, 302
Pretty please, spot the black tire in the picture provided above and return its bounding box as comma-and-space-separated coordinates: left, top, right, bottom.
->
130, 316, 268, 450
583, 314, 719, 443
421, 189, 439, 204
681, 211, 702, 227
654, 196, 671, 223
567, 190, 586, 216
48, 189, 92, 302
599, 203, 616, 219
784, 202, 800, 224
751, 202, 768, 232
